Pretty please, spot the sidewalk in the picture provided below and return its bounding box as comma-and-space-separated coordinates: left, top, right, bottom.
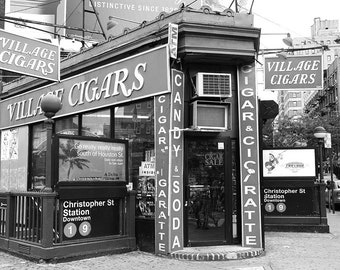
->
1, 209, 340, 270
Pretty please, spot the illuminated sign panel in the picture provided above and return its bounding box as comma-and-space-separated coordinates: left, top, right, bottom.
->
262, 149, 316, 178
58, 137, 127, 182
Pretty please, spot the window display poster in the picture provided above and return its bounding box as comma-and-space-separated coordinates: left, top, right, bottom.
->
0, 127, 28, 192
1, 129, 18, 161
58, 137, 126, 182
262, 149, 316, 178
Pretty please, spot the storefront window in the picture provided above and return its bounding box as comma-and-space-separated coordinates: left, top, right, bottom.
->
82, 109, 111, 138
115, 99, 155, 217
30, 123, 47, 190
231, 139, 240, 242
55, 116, 79, 135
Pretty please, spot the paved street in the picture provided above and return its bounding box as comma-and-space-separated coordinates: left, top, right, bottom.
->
0, 209, 339, 270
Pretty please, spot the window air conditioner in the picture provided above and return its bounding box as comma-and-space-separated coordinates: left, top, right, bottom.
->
190, 101, 231, 130
193, 72, 232, 98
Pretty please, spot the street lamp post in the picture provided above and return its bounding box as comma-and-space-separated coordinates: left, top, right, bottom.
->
40, 93, 62, 192
314, 126, 327, 182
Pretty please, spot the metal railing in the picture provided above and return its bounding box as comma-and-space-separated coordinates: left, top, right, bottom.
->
0, 192, 59, 246
0, 190, 136, 249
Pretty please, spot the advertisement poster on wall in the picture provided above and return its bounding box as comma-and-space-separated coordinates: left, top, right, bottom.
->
58, 137, 127, 182
65, 0, 232, 40
262, 148, 316, 178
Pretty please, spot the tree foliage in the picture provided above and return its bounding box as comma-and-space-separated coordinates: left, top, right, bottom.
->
262, 114, 340, 149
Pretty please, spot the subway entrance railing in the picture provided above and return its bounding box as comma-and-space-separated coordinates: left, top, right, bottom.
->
0, 191, 136, 261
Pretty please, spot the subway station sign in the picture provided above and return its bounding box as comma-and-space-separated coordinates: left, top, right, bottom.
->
263, 185, 314, 216
61, 198, 120, 241
0, 29, 60, 81
264, 55, 323, 91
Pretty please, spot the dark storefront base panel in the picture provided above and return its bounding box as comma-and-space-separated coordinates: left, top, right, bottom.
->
0, 236, 136, 262
264, 216, 329, 233
135, 218, 155, 253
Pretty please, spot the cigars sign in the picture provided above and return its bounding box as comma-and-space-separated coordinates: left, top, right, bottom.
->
0, 45, 169, 130
238, 63, 263, 248
264, 55, 323, 91
0, 29, 60, 81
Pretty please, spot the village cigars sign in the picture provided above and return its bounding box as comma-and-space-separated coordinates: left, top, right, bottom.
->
0, 29, 60, 81
0, 45, 170, 130
264, 55, 323, 91
238, 63, 263, 248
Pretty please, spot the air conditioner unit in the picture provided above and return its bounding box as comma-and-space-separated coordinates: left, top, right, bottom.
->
190, 101, 231, 130
193, 72, 232, 98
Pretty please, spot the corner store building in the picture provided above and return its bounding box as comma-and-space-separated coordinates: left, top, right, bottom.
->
0, 7, 263, 259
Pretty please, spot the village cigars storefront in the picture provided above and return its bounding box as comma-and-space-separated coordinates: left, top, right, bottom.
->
0, 9, 263, 260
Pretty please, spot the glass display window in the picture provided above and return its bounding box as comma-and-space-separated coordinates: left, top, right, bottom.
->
115, 99, 155, 218
82, 109, 111, 138
30, 123, 47, 190
115, 99, 154, 186
55, 116, 79, 135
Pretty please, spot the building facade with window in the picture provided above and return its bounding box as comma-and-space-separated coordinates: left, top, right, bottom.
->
277, 18, 340, 119
0, 7, 263, 260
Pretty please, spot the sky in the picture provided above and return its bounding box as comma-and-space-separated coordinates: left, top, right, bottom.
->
249, 0, 340, 100
251, 0, 340, 49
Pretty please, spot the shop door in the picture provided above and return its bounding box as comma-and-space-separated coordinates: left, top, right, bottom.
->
184, 134, 233, 246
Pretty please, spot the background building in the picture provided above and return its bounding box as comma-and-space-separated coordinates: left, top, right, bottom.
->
277, 18, 340, 119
